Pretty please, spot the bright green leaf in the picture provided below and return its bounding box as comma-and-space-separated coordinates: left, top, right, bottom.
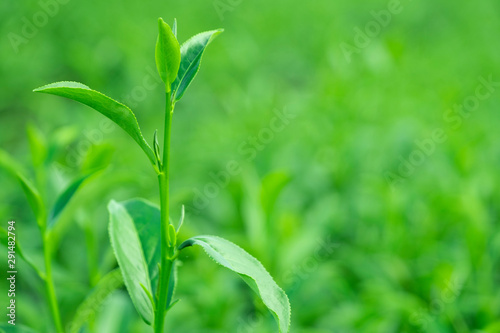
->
0, 149, 46, 227
108, 200, 154, 325
155, 18, 181, 90
48, 170, 100, 228
179, 235, 290, 332
33, 82, 156, 165
171, 29, 223, 102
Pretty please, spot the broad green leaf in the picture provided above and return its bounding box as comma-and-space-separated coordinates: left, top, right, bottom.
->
108, 200, 154, 325
0, 149, 46, 227
179, 235, 290, 333
119, 198, 177, 309
48, 170, 100, 227
68, 269, 124, 333
171, 29, 223, 102
33, 82, 156, 165
155, 18, 181, 90
121, 199, 161, 297
26, 123, 47, 167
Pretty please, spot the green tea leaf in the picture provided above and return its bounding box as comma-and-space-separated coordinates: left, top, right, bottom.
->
121, 199, 161, 297
48, 170, 100, 228
179, 235, 290, 332
33, 82, 156, 165
171, 29, 223, 102
68, 269, 124, 333
155, 18, 181, 90
108, 200, 154, 325
0, 149, 46, 227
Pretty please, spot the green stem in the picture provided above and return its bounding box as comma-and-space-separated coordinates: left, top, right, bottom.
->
154, 92, 175, 333
42, 230, 64, 333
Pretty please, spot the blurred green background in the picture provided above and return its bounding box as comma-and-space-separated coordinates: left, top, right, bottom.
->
1, 0, 500, 332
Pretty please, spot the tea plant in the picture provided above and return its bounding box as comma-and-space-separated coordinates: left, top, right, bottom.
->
32, 18, 290, 332
0, 128, 108, 333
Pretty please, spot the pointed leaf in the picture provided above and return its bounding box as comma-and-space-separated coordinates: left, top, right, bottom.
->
48, 170, 100, 227
155, 18, 181, 90
171, 29, 223, 102
108, 200, 154, 325
172, 18, 178, 38
33, 81, 156, 165
0, 149, 45, 227
179, 235, 290, 332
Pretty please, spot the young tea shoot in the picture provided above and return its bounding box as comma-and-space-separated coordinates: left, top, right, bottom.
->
32, 18, 291, 332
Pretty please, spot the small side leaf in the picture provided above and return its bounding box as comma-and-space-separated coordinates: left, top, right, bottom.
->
179, 235, 290, 333
0, 149, 45, 227
155, 18, 181, 90
48, 170, 100, 228
108, 200, 154, 325
33, 82, 156, 165
171, 29, 223, 102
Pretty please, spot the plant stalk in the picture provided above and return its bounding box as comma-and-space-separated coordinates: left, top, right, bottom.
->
154, 92, 175, 333
42, 230, 64, 333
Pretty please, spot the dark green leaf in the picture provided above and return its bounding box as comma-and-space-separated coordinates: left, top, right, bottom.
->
179, 235, 290, 333
121, 199, 161, 297
33, 82, 156, 165
108, 200, 154, 325
155, 18, 181, 90
48, 170, 100, 227
0, 149, 45, 227
171, 29, 223, 102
